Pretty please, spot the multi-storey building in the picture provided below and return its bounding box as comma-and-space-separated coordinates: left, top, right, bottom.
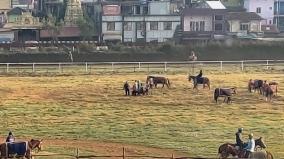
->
102, 0, 181, 43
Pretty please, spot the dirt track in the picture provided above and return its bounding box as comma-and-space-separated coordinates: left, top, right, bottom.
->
0, 138, 190, 158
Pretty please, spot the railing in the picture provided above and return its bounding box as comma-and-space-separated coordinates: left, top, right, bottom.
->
0, 60, 283, 74
31, 147, 284, 159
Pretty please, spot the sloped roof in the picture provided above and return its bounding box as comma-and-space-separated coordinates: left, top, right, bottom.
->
206, 1, 226, 9
7, 7, 26, 15
226, 12, 262, 21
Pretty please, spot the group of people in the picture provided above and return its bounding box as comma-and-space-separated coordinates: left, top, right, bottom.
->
235, 128, 255, 158
123, 80, 150, 96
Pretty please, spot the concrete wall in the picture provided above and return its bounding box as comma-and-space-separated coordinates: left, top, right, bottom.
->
244, 0, 274, 25
149, 1, 170, 15
183, 15, 212, 31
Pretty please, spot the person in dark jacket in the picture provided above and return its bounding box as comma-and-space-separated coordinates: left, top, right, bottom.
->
6, 131, 15, 142
123, 81, 130, 96
235, 128, 244, 149
196, 70, 203, 83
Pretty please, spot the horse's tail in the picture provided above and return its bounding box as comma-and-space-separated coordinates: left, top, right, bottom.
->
214, 89, 218, 103
167, 78, 171, 88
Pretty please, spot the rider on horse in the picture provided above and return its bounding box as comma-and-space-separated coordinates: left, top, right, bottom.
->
235, 128, 244, 149
196, 70, 203, 83
6, 131, 15, 142
244, 133, 255, 158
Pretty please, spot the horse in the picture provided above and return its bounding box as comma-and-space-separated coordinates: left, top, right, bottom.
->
146, 76, 170, 88
0, 139, 43, 159
248, 79, 264, 94
218, 137, 268, 159
214, 87, 237, 104
264, 84, 278, 102
188, 75, 210, 90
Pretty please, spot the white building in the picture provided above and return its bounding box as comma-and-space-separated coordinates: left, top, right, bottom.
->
101, 1, 181, 43
244, 0, 274, 25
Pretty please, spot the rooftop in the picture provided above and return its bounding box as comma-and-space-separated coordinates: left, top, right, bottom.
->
206, 1, 226, 9
226, 12, 263, 21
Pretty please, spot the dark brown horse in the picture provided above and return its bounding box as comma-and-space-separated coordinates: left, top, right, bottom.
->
188, 75, 210, 90
248, 79, 264, 94
0, 139, 43, 159
146, 75, 170, 88
218, 137, 269, 159
214, 87, 237, 104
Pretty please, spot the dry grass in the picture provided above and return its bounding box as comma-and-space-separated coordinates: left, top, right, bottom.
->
0, 71, 283, 158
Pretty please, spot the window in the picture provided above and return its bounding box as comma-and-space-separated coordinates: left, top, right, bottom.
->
215, 23, 223, 31
200, 21, 205, 31
124, 22, 132, 31
256, 7, 261, 13
107, 22, 115, 31
195, 22, 199, 31
163, 22, 172, 30
136, 22, 145, 30
240, 24, 249, 30
190, 21, 195, 31
135, 6, 141, 15
150, 22, 158, 30
190, 21, 205, 31
215, 15, 223, 20
143, 6, 148, 14
269, 20, 272, 24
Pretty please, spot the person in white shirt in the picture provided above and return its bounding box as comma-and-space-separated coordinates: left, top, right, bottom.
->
244, 133, 255, 158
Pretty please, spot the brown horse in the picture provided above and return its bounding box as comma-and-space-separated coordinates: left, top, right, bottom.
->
146, 75, 170, 88
0, 139, 43, 159
248, 79, 264, 94
263, 82, 278, 102
214, 87, 237, 104
218, 137, 267, 159
188, 75, 210, 90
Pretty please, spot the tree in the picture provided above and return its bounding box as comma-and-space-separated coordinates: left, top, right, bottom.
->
43, 15, 63, 45
76, 14, 96, 41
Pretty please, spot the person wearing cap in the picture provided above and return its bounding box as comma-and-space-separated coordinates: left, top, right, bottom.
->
6, 131, 15, 143
244, 133, 255, 158
235, 128, 244, 149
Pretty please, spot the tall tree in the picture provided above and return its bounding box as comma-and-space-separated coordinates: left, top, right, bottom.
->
43, 15, 63, 45
77, 14, 96, 41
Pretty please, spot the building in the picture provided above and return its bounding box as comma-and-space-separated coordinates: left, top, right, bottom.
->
274, 0, 284, 32
4, 7, 42, 43
181, 1, 227, 41
0, 0, 12, 14
11, 0, 35, 10
65, 0, 83, 26
244, 0, 274, 25
102, 0, 181, 43
226, 12, 263, 37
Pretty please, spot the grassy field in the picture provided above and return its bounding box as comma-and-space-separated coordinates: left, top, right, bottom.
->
0, 71, 283, 158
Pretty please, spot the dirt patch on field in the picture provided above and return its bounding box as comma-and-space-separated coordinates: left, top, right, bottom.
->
0, 138, 189, 158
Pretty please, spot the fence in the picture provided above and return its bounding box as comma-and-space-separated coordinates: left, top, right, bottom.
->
0, 60, 284, 74
31, 147, 284, 159
32, 148, 281, 159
